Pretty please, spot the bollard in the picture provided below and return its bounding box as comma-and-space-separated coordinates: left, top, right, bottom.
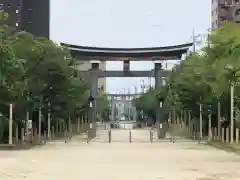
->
193, 131, 196, 142
236, 128, 239, 144
171, 132, 175, 143
150, 130, 153, 143
108, 130, 111, 143
69, 131, 72, 140
30, 128, 34, 143
21, 128, 24, 145
221, 128, 225, 143
226, 127, 229, 143
34, 127, 38, 144
44, 131, 47, 144
51, 126, 55, 139
68, 124, 73, 140
69, 125, 72, 141
86, 130, 90, 143
214, 128, 217, 140
129, 130, 132, 143
64, 130, 68, 143
15, 125, 19, 145
77, 117, 80, 133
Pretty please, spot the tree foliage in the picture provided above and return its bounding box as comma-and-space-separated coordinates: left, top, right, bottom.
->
0, 13, 109, 141
133, 22, 240, 128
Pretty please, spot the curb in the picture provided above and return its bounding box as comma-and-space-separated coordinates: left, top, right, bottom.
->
0, 133, 88, 151
207, 141, 240, 155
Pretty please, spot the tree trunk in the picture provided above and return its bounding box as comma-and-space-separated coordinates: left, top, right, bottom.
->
217, 100, 221, 140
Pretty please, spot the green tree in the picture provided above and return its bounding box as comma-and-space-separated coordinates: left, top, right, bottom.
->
0, 15, 91, 142
133, 22, 240, 134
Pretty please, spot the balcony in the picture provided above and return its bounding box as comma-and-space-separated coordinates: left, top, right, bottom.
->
219, 6, 231, 20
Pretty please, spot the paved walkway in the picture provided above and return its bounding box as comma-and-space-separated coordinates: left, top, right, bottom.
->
92, 129, 152, 142
0, 130, 240, 180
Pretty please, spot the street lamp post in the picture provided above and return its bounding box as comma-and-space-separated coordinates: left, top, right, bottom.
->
230, 83, 234, 144
38, 97, 43, 142
217, 98, 221, 140
156, 95, 165, 139
47, 101, 51, 139
199, 101, 203, 140
225, 64, 239, 144
25, 92, 31, 139
208, 105, 212, 142
9, 103, 13, 145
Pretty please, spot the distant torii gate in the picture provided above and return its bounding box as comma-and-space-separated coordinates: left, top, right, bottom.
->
107, 93, 137, 122
62, 42, 192, 138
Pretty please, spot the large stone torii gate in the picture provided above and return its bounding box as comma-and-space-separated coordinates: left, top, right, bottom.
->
61, 42, 192, 138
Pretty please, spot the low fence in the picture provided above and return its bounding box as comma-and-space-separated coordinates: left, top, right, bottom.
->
86, 121, 198, 143
169, 122, 196, 139
1, 119, 92, 150
210, 127, 239, 144
87, 129, 154, 143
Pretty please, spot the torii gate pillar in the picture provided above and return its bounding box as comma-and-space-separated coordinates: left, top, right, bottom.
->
111, 96, 115, 121
89, 62, 99, 137
154, 63, 166, 138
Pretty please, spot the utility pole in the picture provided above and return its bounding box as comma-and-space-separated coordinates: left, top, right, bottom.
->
192, 28, 203, 52
128, 88, 131, 120
148, 77, 152, 89
140, 79, 145, 93
192, 28, 196, 53
134, 86, 138, 94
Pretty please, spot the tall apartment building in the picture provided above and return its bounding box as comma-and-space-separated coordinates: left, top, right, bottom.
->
211, 0, 240, 29
0, 0, 50, 38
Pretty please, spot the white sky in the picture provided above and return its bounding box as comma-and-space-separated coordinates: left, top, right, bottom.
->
50, 0, 211, 93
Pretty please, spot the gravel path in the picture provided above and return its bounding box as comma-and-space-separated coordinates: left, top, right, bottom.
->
0, 130, 240, 180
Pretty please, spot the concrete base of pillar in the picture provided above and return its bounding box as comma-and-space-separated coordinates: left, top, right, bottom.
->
157, 123, 167, 139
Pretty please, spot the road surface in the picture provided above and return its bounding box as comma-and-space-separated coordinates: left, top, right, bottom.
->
0, 130, 240, 180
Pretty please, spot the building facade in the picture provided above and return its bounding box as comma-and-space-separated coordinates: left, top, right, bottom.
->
0, 0, 50, 38
211, 0, 240, 29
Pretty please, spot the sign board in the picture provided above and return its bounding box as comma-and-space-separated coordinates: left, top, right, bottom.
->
27, 120, 32, 129
27, 120, 32, 136
159, 102, 163, 108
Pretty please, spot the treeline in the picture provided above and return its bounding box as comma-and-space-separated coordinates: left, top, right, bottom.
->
0, 12, 109, 142
133, 22, 240, 131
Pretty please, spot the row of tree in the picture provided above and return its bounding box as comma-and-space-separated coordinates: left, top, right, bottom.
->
133, 22, 240, 132
0, 12, 109, 142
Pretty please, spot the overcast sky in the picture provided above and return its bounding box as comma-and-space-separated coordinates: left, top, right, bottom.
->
50, 0, 211, 93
